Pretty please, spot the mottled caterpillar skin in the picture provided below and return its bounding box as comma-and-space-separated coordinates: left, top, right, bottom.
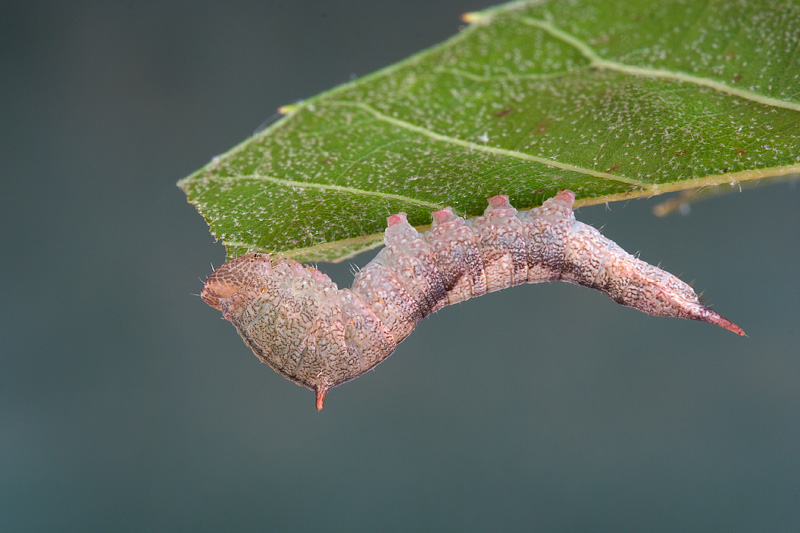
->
201, 191, 744, 410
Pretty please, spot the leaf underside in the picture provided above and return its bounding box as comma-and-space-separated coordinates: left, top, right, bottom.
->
179, 0, 800, 263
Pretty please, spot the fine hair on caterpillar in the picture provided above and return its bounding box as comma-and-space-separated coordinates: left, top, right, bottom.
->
201, 190, 744, 410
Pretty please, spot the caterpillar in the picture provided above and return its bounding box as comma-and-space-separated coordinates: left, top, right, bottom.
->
201, 190, 744, 410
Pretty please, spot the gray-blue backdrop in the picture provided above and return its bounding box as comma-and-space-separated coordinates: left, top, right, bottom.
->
2, 1, 798, 531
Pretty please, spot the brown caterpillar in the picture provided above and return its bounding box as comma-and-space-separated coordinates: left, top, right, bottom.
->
201, 190, 744, 410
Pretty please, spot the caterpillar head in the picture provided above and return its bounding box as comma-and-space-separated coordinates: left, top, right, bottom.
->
201, 253, 272, 310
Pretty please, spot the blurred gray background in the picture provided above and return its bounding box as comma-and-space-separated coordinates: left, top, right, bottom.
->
2, 1, 798, 531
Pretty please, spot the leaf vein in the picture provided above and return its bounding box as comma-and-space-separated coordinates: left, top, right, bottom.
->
327, 100, 647, 188
211, 173, 443, 211
521, 17, 800, 113
435, 66, 572, 82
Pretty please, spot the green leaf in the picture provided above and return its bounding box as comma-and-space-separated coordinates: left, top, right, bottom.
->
178, 0, 800, 263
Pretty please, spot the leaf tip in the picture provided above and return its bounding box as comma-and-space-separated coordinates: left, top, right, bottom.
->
277, 104, 301, 115
460, 11, 484, 23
